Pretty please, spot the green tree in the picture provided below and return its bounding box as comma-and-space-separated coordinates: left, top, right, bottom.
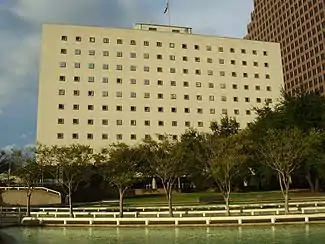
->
204, 132, 247, 216
14, 159, 41, 217
48, 144, 93, 217
256, 128, 313, 214
210, 116, 240, 136
142, 136, 185, 217
95, 143, 143, 217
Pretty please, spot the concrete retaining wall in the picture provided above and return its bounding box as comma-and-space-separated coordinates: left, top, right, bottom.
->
0, 187, 61, 206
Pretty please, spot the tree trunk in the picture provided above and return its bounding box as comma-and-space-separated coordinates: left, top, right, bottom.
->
284, 188, 289, 215
315, 175, 320, 193
68, 185, 73, 217
305, 172, 315, 193
26, 192, 32, 217
118, 187, 125, 218
168, 189, 174, 217
225, 196, 230, 216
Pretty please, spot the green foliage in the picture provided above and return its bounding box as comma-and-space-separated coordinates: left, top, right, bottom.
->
210, 116, 240, 136
51, 144, 93, 190
95, 143, 143, 190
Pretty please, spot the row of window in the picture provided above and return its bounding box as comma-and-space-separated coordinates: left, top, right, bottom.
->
58, 90, 272, 101
57, 101, 270, 112
57, 133, 180, 141
61, 48, 270, 67
60, 35, 269, 56
57, 112, 252, 128
60, 58, 270, 68
59, 76, 273, 90
59, 63, 272, 78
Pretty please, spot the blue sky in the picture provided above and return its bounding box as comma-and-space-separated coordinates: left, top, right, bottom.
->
0, 0, 253, 149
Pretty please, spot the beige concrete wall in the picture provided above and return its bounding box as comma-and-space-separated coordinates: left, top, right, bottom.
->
1, 188, 61, 206
37, 23, 283, 150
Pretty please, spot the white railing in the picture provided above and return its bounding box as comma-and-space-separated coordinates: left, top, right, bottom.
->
30, 200, 325, 212
22, 213, 325, 226
0, 187, 61, 197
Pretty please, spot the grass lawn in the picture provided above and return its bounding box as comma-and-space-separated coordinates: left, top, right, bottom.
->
121, 190, 325, 207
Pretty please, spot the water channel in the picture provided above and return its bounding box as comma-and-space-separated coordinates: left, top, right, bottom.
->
2, 224, 325, 243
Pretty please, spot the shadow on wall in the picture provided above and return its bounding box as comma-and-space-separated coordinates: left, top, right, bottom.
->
1, 188, 61, 206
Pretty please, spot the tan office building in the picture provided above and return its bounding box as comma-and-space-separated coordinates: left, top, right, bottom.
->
37, 23, 283, 150
245, 0, 325, 96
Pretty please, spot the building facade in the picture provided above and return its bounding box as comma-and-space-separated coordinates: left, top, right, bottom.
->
37, 23, 283, 150
245, 0, 325, 96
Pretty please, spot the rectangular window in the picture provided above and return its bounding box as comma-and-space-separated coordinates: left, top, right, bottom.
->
102, 119, 108, 125
73, 90, 80, 96
117, 39, 123, 44
116, 120, 123, 125
73, 104, 79, 110
88, 63, 95, 69
87, 133, 93, 140
88, 105, 94, 110
102, 105, 108, 111
130, 65, 137, 71
156, 42, 162, 47
130, 78, 136, 84
170, 80, 176, 86
144, 79, 150, 85
72, 119, 79, 125
61, 36, 67, 41
89, 37, 95, 43
130, 40, 136, 45
116, 91, 122, 97
220, 83, 226, 89
102, 91, 108, 97
57, 133, 64, 139
75, 49, 81, 55
130, 120, 136, 126
60, 62, 66, 68
102, 64, 109, 70
72, 133, 78, 139
116, 134, 122, 140
172, 121, 177, 126
58, 89, 65, 95
88, 119, 94, 125
144, 66, 150, 72
103, 38, 109, 43
58, 118, 64, 124
117, 51, 123, 57
59, 76, 66, 81
130, 106, 136, 112
210, 108, 215, 114
116, 105, 122, 111
130, 52, 137, 58
60, 49, 67, 54
102, 134, 108, 140
102, 77, 108, 83
88, 90, 94, 96
130, 92, 136, 98
144, 41, 149, 46
185, 121, 191, 127
88, 76, 94, 82
116, 65, 123, 70
131, 134, 137, 140
171, 94, 177, 99
197, 95, 202, 101
117, 78, 122, 84
144, 107, 150, 112
89, 50, 95, 55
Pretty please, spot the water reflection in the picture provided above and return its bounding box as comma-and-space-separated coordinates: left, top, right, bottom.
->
2, 224, 325, 244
